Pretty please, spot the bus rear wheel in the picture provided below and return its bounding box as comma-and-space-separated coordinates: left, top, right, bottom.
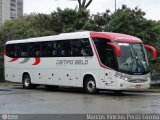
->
23, 74, 32, 89
84, 77, 97, 94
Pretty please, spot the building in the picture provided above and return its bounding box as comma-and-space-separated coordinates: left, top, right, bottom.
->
0, 0, 23, 25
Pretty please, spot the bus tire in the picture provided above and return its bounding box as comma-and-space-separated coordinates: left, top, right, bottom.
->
84, 77, 97, 94
22, 74, 32, 89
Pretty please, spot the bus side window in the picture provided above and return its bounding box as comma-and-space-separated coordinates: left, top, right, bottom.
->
47, 42, 52, 57
20, 44, 28, 57
39, 42, 46, 57
80, 39, 93, 56
61, 40, 71, 57
14, 44, 20, 57
71, 40, 81, 56
52, 42, 57, 56
6, 44, 15, 58
106, 43, 116, 69
47, 41, 58, 57
34, 43, 41, 57
71, 39, 93, 57
28, 44, 36, 57
94, 38, 117, 70
56, 42, 63, 57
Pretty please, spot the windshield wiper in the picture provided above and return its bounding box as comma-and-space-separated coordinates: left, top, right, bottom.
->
129, 50, 136, 64
130, 46, 146, 72
136, 57, 146, 72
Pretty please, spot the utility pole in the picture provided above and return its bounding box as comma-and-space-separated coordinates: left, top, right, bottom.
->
115, 0, 117, 12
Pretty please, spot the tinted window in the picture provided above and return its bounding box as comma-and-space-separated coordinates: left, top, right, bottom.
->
6, 38, 93, 58
71, 39, 93, 57
19, 44, 28, 57
47, 40, 71, 57
94, 38, 117, 69
6, 44, 15, 57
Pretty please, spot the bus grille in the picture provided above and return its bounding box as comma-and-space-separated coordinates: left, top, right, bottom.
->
129, 79, 148, 83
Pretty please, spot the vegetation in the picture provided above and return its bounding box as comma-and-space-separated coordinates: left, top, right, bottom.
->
77, 0, 93, 9
56, 0, 93, 9
0, 5, 160, 81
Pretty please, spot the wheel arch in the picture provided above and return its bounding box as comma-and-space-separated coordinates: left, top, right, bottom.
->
22, 72, 31, 82
83, 73, 97, 88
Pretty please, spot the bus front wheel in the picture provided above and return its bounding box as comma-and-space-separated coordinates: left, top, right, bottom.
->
84, 77, 97, 94
23, 74, 32, 89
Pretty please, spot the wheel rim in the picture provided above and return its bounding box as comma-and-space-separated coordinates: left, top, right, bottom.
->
87, 80, 96, 92
24, 78, 30, 87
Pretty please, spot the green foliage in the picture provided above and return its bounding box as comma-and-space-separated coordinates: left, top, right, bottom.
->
50, 8, 91, 33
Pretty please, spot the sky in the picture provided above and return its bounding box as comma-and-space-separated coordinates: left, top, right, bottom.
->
24, 0, 160, 21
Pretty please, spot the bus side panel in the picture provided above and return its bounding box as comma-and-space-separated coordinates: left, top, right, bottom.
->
32, 68, 75, 86
99, 69, 117, 90
5, 68, 22, 83
5, 56, 22, 82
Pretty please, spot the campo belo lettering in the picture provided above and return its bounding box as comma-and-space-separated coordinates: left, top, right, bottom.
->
56, 60, 88, 65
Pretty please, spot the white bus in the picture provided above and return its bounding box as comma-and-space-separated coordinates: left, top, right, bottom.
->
4, 31, 157, 93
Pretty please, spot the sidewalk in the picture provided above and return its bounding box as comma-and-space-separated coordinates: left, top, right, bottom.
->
0, 81, 21, 86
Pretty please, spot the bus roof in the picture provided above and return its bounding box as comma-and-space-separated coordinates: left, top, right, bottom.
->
6, 31, 142, 44
90, 32, 142, 43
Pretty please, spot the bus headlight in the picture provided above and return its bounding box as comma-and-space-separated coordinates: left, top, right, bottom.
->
146, 77, 151, 81
123, 77, 129, 81
115, 74, 129, 81
115, 72, 130, 81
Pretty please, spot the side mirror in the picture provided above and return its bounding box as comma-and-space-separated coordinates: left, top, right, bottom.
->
144, 45, 157, 59
107, 42, 121, 57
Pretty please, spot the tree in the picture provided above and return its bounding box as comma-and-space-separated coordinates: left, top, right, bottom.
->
77, 0, 93, 9
55, 0, 93, 9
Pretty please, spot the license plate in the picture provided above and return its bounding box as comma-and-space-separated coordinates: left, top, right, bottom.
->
135, 84, 141, 88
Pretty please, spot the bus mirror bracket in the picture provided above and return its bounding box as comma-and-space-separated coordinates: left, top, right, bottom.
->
107, 43, 121, 57
144, 45, 157, 59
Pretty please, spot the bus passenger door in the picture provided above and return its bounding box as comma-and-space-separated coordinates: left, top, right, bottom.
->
104, 43, 117, 88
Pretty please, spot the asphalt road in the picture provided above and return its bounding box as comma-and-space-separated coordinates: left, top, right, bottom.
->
0, 85, 160, 114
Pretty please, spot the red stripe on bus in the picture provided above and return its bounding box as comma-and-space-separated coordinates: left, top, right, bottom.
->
9, 58, 19, 62
90, 32, 142, 43
32, 57, 40, 65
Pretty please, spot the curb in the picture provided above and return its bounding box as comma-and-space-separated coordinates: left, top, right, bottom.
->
0, 82, 22, 87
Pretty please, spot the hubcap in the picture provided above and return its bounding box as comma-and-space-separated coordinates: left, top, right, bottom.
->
24, 78, 30, 87
87, 80, 95, 92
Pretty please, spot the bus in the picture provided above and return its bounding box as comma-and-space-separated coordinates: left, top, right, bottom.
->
4, 31, 157, 93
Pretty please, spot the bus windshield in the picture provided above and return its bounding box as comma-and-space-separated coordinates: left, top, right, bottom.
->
115, 42, 149, 74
